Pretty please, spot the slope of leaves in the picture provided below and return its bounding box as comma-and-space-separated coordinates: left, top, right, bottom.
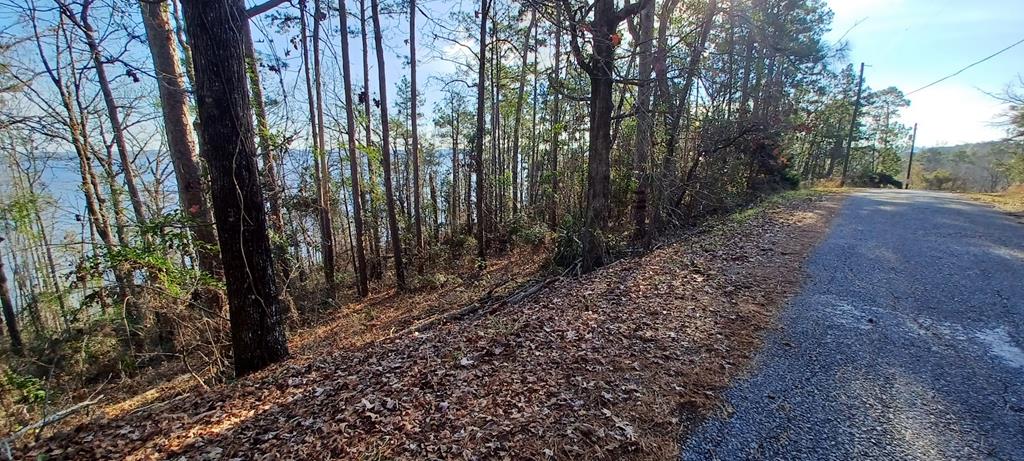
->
21, 193, 843, 460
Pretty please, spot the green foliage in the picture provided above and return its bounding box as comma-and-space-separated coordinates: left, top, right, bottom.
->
80, 211, 221, 308
781, 166, 802, 190
414, 272, 462, 290
912, 141, 1018, 192
505, 214, 549, 247
0, 190, 44, 240
999, 149, 1024, 183
921, 169, 960, 191
2, 368, 47, 405
552, 216, 582, 269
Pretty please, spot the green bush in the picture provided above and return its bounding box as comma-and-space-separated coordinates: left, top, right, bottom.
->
552, 216, 582, 269
506, 214, 549, 247
2, 368, 47, 405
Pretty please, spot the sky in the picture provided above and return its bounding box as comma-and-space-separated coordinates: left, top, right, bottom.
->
825, 0, 1024, 147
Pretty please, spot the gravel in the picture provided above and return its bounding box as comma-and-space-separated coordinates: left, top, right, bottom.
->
680, 190, 1024, 461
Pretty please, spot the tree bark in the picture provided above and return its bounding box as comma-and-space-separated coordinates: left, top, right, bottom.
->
630, 0, 655, 243
510, 9, 535, 218
371, 0, 407, 289
339, 0, 369, 297
547, 6, 562, 231
0, 241, 24, 355
241, 20, 294, 313
409, 0, 423, 250
180, 0, 289, 376
473, 0, 491, 262
71, 4, 148, 233
360, 0, 384, 279
301, 0, 337, 296
578, 0, 648, 273
139, 0, 222, 276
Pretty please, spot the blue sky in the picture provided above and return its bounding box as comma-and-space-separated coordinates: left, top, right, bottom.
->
826, 0, 1024, 147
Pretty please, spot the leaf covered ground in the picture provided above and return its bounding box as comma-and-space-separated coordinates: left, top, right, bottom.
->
19, 192, 843, 460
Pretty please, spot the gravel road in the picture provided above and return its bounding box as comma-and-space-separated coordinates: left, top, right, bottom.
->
680, 190, 1024, 461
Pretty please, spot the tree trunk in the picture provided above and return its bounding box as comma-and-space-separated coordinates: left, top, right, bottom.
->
580, 0, 644, 273
473, 0, 490, 262
242, 21, 295, 315
339, 0, 369, 297
429, 171, 439, 240
547, 7, 562, 231
511, 9, 535, 218
410, 0, 423, 250
0, 241, 24, 355
528, 20, 540, 210
180, 0, 289, 377
360, 0, 384, 279
301, 0, 337, 296
630, 0, 655, 243
450, 99, 461, 235
371, 0, 407, 289
76, 5, 149, 232
656, 0, 717, 229
139, 0, 222, 276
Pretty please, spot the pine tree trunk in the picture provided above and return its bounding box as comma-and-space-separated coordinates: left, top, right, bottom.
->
474, 0, 490, 262
528, 21, 540, 210
410, 0, 424, 250
339, 0, 369, 297
371, 0, 407, 289
580, 0, 617, 273
139, 0, 221, 276
180, 0, 289, 377
511, 9, 535, 218
450, 102, 460, 235
360, 0, 384, 279
242, 23, 295, 316
631, 0, 655, 243
547, 8, 562, 231
301, 0, 337, 296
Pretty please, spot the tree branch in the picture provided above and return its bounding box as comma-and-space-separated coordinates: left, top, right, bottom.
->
247, 0, 291, 18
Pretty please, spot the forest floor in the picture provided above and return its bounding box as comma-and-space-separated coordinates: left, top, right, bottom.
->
15, 190, 844, 460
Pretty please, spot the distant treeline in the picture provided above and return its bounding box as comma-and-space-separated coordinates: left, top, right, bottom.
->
907, 141, 1024, 192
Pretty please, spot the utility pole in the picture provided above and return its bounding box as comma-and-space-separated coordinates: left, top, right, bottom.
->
839, 62, 865, 187
904, 122, 918, 189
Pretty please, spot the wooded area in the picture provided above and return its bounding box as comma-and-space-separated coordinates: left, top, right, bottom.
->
0, 0, 1021, 440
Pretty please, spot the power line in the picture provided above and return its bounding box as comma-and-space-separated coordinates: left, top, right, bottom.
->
907, 36, 1024, 96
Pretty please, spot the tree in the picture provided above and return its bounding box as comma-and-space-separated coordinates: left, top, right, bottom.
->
300, 0, 337, 296
474, 0, 492, 262
409, 0, 424, 250
59, 1, 149, 233
339, 0, 369, 297
371, 0, 407, 288
510, 9, 536, 217
630, 0, 655, 243
138, 0, 221, 276
179, 0, 289, 376
0, 237, 23, 355
564, 0, 650, 273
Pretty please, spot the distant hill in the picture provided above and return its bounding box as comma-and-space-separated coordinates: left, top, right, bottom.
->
906, 140, 1019, 192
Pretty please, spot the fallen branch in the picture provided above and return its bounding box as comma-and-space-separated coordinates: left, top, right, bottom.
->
389, 277, 559, 340
126, 393, 189, 417
1, 396, 103, 460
